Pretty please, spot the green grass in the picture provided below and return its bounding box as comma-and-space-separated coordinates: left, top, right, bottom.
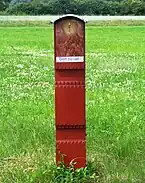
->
2, 20, 145, 27
0, 25, 145, 182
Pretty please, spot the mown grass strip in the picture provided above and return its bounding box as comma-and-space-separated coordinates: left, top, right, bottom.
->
1, 20, 145, 27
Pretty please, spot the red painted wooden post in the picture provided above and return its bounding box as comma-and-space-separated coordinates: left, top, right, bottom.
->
53, 15, 86, 169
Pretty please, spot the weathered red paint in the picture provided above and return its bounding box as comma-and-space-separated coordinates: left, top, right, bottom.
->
54, 15, 86, 169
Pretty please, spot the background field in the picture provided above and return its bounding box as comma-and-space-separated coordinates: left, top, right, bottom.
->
0, 25, 145, 182
1, 16, 145, 27
1, 15, 145, 21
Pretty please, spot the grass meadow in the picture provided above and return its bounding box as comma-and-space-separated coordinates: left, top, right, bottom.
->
0, 24, 145, 182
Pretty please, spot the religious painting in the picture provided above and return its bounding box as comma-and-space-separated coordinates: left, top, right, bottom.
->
55, 19, 85, 58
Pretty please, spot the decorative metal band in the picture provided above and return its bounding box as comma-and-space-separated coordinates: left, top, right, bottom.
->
55, 63, 85, 70
56, 85, 85, 88
57, 140, 86, 145
56, 125, 86, 129
55, 81, 85, 88
55, 81, 85, 85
